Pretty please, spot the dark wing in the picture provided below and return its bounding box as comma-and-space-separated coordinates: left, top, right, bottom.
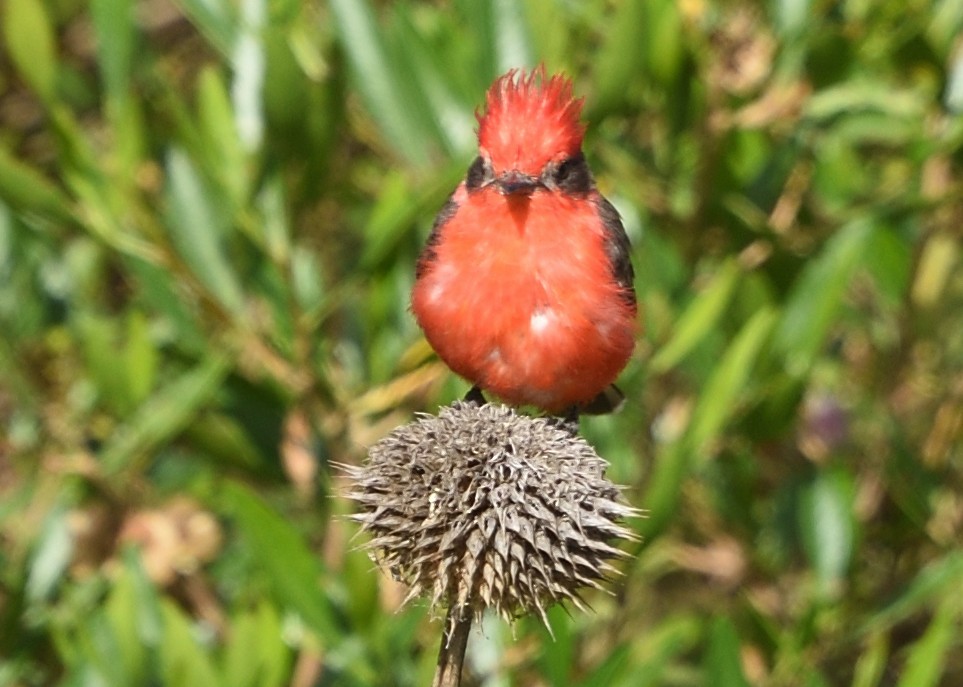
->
415, 192, 459, 279
595, 195, 637, 310
580, 384, 626, 415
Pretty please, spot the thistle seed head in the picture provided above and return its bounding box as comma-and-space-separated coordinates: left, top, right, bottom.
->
343, 402, 639, 627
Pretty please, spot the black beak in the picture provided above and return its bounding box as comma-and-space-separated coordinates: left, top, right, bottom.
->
496, 171, 539, 196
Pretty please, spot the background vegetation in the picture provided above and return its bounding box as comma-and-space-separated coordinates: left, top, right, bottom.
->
2, 0, 962, 684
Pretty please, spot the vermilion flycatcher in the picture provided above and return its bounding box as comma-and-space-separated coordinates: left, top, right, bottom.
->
411, 67, 637, 415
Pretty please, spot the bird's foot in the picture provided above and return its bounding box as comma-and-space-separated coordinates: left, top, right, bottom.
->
547, 407, 580, 436
463, 385, 486, 406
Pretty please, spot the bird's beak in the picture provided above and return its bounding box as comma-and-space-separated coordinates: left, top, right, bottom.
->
495, 171, 539, 196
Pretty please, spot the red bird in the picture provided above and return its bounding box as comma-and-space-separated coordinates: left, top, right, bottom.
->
411, 67, 637, 416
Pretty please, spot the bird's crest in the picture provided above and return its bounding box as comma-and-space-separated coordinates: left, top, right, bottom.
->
476, 67, 586, 176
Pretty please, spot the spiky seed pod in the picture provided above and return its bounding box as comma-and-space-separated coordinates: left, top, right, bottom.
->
342, 402, 639, 627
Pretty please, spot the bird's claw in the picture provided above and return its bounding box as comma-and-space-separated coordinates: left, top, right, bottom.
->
463, 386, 486, 406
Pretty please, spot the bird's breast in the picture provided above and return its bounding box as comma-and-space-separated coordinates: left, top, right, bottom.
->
412, 189, 636, 409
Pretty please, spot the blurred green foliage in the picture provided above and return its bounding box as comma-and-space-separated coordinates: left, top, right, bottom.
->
1, 0, 962, 685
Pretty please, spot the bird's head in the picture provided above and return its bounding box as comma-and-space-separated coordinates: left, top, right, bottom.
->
474, 67, 587, 198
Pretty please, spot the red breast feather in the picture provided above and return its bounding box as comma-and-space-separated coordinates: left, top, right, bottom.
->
411, 188, 636, 412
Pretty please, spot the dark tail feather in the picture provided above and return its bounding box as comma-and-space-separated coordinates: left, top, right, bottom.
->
580, 384, 626, 415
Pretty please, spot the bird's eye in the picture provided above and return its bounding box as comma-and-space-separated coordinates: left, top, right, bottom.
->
466, 156, 493, 190
548, 153, 591, 194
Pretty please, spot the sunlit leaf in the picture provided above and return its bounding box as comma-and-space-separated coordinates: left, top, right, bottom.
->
3, 0, 57, 102
26, 506, 72, 603
704, 616, 750, 687
100, 353, 233, 474
774, 218, 874, 376
687, 307, 777, 454
90, 0, 134, 102
222, 481, 342, 642
165, 148, 246, 316
328, 0, 433, 165
0, 146, 74, 223
896, 597, 958, 687
650, 259, 741, 373
799, 467, 856, 600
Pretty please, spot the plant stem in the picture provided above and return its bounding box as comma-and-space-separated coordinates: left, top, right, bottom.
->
432, 606, 472, 687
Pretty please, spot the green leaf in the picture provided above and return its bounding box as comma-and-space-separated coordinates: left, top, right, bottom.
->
774, 218, 874, 376
687, 307, 777, 455
231, 0, 266, 152
896, 597, 958, 687
165, 148, 246, 316
650, 259, 741, 373
328, 0, 432, 165
124, 548, 164, 646
3, 0, 57, 102
490, 0, 534, 73
360, 170, 419, 269
629, 613, 703, 686
577, 644, 630, 687
799, 467, 856, 600
862, 552, 963, 634
222, 601, 289, 687
222, 481, 342, 642
804, 81, 925, 122
774, 0, 812, 36
183, 411, 267, 471
290, 246, 326, 318
591, 0, 648, 116
852, 632, 889, 687
255, 173, 291, 264
159, 600, 222, 687
124, 310, 158, 407
100, 550, 163, 683
865, 224, 912, 306
90, 0, 135, 102
645, 0, 684, 86
704, 616, 750, 687
0, 145, 74, 223
639, 439, 688, 540
99, 353, 233, 474
538, 605, 575, 686
385, 12, 474, 157
177, 0, 237, 55
75, 312, 131, 415
197, 67, 248, 206
26, 505, 72, 603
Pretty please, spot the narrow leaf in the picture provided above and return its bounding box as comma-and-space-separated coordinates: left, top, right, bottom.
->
799, 468, 856, 600
3, 0, 57, 102
222, 481, 341, 641
177, 0, 237, 55
687, 307, 777, 454
650, 259, 741, 373
231, 0, 266, 152
328, 0, 431, 165
862, 552, 963, 634
774, 218, 874, 376
0, 146, 74, 223
896, 597, 958, 687
704, 616, 750, 687
166, 148, 246, 316
26, 506, 72, 602
90, 0, 135, 102
100, 353, 232, 474
491, 0, 534, 73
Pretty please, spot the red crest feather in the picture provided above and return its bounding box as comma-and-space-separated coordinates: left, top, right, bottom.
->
476, 66, 586, 176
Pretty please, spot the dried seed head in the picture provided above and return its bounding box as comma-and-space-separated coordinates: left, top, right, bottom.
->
342, 402, 639, 627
